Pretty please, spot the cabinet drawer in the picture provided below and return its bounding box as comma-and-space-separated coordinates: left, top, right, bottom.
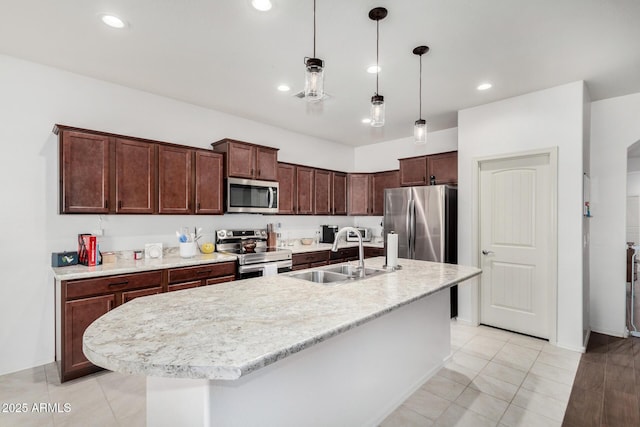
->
168, 281, 201, 292
204, 275, 235, 286
122, 286, 162, 303
168, 262, 236, 284
292, 251, 329, 266
65, 271, 162, 300
330, 247, 358, 260
364, 247, 385, 258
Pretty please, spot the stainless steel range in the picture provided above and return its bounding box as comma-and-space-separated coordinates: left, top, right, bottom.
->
215, 229, 292, 279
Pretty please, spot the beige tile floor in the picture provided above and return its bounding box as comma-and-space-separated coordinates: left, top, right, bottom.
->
0, 321, 579, 427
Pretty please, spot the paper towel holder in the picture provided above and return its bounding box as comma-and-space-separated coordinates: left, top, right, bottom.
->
383, 231, 402, 270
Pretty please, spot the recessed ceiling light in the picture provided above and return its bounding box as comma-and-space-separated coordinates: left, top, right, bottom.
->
277, 84, 290, 92
477, 82, 492, 91
100, 14, 126, 29
361, 118, 371, 124
367, 65, 381, 74
252, 0, 272, 11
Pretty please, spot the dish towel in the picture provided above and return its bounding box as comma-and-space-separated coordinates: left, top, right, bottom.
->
263, 264, 278, 277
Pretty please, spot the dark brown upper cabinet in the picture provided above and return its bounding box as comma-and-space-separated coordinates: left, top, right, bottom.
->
58, 129, 111, 214
277, 162, 296, 214
314, 169, 332, 215
332, 172, 347, 215
194, 151, 224, 215
295, 166, 315, 215
427, 151, 458, 185
55, 125, 224, 216
347, 173, 371, 216
371, 170, 400, 216
114, 138, 156, 214
399, 151, 458, 186
158, 145, 193, 214
211, 139, 279, 181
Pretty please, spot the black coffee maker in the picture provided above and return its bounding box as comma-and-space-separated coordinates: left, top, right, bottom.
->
320, 225, 339, 243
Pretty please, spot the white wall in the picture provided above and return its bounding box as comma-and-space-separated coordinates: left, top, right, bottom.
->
590, 92, 640, 337
457, 81, 587, 351
353, 128, 458, 172
0, 54, 357, 376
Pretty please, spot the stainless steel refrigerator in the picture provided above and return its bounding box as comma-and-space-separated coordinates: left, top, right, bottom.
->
384, 185, 458, 316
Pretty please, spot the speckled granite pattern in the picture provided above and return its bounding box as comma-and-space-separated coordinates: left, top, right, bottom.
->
52, 251, 238, 281
83, 257, 481, 381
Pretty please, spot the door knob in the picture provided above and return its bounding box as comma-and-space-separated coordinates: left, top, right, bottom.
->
482, 250, 494, 255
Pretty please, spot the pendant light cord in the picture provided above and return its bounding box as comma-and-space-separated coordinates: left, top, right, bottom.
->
313, 0, 316, 58
419, 54, 422, 119
375, 19, 379, 95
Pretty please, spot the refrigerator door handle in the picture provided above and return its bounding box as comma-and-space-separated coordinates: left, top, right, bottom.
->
410, 199, 416, 259
406, 198, 413, 256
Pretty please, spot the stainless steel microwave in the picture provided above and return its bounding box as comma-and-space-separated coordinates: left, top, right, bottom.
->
226, 177, 279, 214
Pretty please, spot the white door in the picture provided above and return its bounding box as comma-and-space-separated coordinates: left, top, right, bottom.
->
479, 152, 555, 339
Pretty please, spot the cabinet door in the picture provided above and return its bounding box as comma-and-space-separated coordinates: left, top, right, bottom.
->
427, 151, 458, 185
194, 151, 223, 214
332, 172, 347, 215
60, 131, 111, 213
314, 169, 332, 215
371, 170, 400, 216
204, 275, 236, 286
122, 286, 162, 303
348, 174, 371, 215
277, 163, 296, 214
399, 157, 428, 186
227, 142, 255, 179
158, 145, 193, 214
115, 138, 156, 214
296, 166, 314, 214
168, 281, 201, 292
64, 294, 114, 375
256, 147, 278, 181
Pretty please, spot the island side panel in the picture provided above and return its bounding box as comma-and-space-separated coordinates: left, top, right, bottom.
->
146, 289, 451, 427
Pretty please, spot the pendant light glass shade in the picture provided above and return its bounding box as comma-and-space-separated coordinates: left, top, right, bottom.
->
414, 119, 427, 144
371, 95, 385, 127
304, 57, 324, 102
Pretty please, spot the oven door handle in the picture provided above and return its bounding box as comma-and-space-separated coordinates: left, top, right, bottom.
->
237, 260, 293, 274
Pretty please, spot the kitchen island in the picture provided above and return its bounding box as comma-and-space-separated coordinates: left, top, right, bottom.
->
83, 257, 481, 426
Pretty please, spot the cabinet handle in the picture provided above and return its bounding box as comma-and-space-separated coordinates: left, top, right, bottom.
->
118, 200, 122, 209
197, 270, 212, 276
108, 280, 129, 287
258, 169, 261, 176
197, 202, 201, 210
251, 168, 254, 176
105, 200, 109, 209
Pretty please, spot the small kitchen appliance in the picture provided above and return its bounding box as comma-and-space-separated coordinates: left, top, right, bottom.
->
321, 225, 339, 243
226, 178, 279, 214
216, 229, 292, 279
346, 227, 371, 242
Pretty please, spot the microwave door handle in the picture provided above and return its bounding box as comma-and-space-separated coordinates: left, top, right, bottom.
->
267, 187, 274, 209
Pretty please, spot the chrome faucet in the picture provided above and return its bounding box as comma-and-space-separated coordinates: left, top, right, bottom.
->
332, 227, 365, 276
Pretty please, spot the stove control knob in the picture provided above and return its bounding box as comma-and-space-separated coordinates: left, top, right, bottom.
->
228, 231, 233, 237
217, 230, 226, 239
261, 230, 267, 236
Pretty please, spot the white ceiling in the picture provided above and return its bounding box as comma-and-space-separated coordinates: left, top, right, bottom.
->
2, 0, 640, 146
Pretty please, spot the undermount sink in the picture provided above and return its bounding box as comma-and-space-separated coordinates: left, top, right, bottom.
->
287, 265, 388, 285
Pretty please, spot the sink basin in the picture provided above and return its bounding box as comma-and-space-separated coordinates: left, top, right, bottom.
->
287, 265, 388, 284
287, 270, 350, 284
322, 265, 387, 278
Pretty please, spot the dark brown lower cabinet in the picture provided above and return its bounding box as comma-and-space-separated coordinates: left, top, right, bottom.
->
63, 294, 115, 379
364, 247, 385, 258
292, 248, 360, 270
57, 262, 236, 382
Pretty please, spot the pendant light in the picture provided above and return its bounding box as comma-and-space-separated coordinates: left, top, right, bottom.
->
369, 7, 387, 127
413, 45, 430, 144
304, 0, 324, 102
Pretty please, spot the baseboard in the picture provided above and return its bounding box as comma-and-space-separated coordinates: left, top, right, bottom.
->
452, 317, 478, 327
590, 326, 626, 338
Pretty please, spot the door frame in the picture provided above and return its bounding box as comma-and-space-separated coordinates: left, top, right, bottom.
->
471, 147, 558, 345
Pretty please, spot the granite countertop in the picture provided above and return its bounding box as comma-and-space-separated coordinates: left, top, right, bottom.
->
52, 251, 238, 281
83, 257, 481, 381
